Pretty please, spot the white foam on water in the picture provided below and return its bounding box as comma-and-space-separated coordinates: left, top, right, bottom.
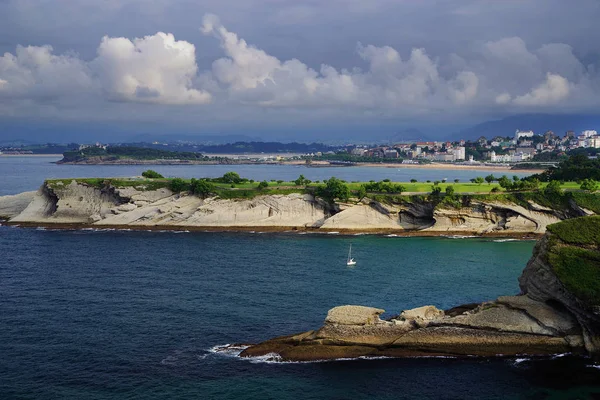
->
208, 344, 250, 358
588, 364, 600, 370
36, 227, 46, 231
445, 235, 478, 239
493, 238, 519, 242
513, 358, 530, 365
385, 234, 398, 237
326, 231, 339, 235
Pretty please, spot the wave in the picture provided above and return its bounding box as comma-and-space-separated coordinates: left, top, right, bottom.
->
208, 344, 460, 365
208, 344, 250, 358
385, 234, 398, 237
326, 231, 340, 235
444, 235, 478, 239
493, 238, 519, 242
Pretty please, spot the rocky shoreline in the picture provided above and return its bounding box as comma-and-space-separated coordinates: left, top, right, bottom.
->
239, 217, 600, 361
0, 179, 592, 235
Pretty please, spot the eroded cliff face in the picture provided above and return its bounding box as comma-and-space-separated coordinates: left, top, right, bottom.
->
2, 180, 575, 234
519, 218, 600, 354
238, 216, 600, 361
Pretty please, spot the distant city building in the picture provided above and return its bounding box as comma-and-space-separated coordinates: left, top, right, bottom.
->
384, 149, 399, 158
582, 130, 598, 138
515, 129, 534, 141
452, 146, 466, 160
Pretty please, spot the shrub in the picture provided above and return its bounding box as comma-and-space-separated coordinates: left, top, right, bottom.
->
190, 178, 216, 198
257, 181, 269, 190
445, 186, 455, 196
580, 179, 598, 192
544, 180, 562, 195
169, 178, 187, 193
141, 170, 164, 179
410, 179, 417, 183
222, 171, 242, 184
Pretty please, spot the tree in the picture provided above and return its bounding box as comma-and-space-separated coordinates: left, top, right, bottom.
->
142, 169, 163, 179
257, 180, 269, 190
544, 180, 562, 194
222, 171, 241, 184
277, 180, 284, 184
294, 174, 308, 186
472, 177, 485, 185
356, 185, 367, 200
454, 179, 460, 183
190, 178, 215, 197
169, 178, 187, 193
498, 175, 512, 190
485, 174, 496, 185
433, 180, 440, 186
431, 186, 442, 196
410, 179, 417, 183
580, 179, 598, 192
318, 177, 350, 202
445, 186, 455, 196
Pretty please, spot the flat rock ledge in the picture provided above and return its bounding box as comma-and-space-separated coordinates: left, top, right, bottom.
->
240, 298, 585, 362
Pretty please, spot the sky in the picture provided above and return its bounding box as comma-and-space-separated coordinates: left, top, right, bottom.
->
1, 0, 600, 142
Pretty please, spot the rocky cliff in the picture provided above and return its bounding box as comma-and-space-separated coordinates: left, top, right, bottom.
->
1, 179, 589, 235
239, 217, 600, 361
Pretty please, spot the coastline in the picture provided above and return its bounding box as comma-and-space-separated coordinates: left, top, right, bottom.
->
0, 154, 63, 157
56, 158, 545, 172
0, 220, 542, 239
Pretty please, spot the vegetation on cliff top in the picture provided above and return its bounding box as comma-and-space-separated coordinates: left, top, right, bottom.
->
547, 216, 600, 246
546, 216, 600, 306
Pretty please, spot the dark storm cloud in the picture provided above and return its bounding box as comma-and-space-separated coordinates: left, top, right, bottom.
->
0, 0, 599, 136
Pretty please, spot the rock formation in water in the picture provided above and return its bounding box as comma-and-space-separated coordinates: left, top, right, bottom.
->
240, 216, 600, 361
1, 179, 595, 235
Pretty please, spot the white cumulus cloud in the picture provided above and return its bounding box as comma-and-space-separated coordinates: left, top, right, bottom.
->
0, 12, 599, 123
513, 73, 571, 106
0, 45, 94, 99
92, 32, 211, 105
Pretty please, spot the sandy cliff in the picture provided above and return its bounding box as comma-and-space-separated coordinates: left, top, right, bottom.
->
2, 180, 582, 235
240, 216, 600, 361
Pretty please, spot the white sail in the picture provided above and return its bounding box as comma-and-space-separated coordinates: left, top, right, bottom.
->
346, 244, 356, 266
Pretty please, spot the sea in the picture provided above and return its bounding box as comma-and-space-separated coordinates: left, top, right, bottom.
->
1, 156, 599, 399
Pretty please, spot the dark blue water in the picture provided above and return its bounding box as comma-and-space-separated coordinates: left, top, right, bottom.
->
0, 156, 531, 196
1, 227, 599, 399
1, 158, 599, 399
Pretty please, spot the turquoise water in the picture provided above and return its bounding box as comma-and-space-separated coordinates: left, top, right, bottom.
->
1, 159, 599, 399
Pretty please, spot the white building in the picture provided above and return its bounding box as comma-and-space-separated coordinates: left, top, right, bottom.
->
490, 151, 531, 163
452, 146, 466, 160
515, 129, 534, 141
582, 130, 598, 138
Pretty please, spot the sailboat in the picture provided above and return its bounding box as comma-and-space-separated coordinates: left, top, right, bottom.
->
346, 244, 356, 266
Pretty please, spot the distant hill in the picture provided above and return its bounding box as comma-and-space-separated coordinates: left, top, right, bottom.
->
128, 133, 261, 145
451, 114, 600, 140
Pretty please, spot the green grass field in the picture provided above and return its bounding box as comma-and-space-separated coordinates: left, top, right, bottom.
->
46, 177, 592, 195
